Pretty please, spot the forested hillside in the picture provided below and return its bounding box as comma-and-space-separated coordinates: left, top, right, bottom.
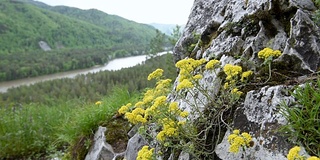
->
0, 0, 157, 53
0, 0, 164, 81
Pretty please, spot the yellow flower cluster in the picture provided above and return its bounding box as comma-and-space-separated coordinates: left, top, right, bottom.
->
118, 103, 131, 115
287, 146, 304, 160
118, 68, 190, 146
222, 64, 252, 96
228, 129, 252, 153
223, 64, 242, 81
175, 58, 207, 91
166, 102, 189, 118
156, 118, 179, 142
147, 68, 164, 80
95, 101, 102, 105
175, 58, 206, 83
137, 146, 154, 160
223, 64, 244, 95
205, 59, 220, 70
231, 88, 243, 96
287, 146, 320, 160
155, 101, 189, 142
241, 70, 253, 82
125, 107, 147, 124
258, 47, 282, 60
176, 79, 194, 91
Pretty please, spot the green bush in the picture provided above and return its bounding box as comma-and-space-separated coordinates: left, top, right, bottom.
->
0, 86, 138, 159
280, 80, 320, 157
57, 86, 138, 159
0, 101, 75, 158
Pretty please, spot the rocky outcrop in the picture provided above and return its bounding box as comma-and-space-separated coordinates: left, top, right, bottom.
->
85, 126, 116, 160
87, 0, 319, 159
216, 85, 296, 159
38, 41, 51, 51
171, 0, 319, 159
175, 0, 320, 73
85, 127, 147, 160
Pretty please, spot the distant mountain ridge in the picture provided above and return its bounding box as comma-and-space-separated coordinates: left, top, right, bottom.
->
149, 23, 185, 35
0, 0, 158, 54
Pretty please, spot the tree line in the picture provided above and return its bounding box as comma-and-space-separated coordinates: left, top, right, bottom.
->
0, 54, 177, 106
0, 45, 148, 81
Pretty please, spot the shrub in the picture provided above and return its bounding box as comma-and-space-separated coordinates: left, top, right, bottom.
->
280, 80, 320, 157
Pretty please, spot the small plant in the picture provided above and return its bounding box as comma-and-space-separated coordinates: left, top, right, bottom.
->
118, 56, 254, 158
227, 129, 253, 153
137, 146, 155, 160
258, 47, 282, 83
280, 80, 320, 157
287, 146, 320, 160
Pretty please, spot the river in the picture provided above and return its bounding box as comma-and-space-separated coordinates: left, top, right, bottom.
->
0, 52, 170, 93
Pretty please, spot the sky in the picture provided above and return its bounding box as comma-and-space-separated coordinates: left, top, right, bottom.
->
36, 0, 195, 25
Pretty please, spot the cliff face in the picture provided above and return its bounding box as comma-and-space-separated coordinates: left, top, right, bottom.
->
173, 0, 319, 159
86, 0, 320, 159
175, 0, 319, 72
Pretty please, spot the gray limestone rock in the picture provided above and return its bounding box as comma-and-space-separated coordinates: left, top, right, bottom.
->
175, 0, 320, 74
85, 126, 115, 160
289, 0, 317, 11
86, 0, 320, 159
279, 9, 320, 73
216, 85, 295, 159
38, 41, 51, 51
124, 133, 147, 160
173, 0, 320, 158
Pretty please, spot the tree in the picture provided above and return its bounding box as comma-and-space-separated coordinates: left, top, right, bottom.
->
169, 25, 182, 47
148, 30, 165, 57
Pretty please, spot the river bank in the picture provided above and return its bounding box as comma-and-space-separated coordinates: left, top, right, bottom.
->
0, 52, 170, 93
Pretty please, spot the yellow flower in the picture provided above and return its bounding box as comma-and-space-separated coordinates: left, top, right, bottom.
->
144, 108, 152, 119
241, 132, 252, 145
233, 136, 245, 146
231, 88, 243, 96
132, 108, 145, 115
258, 47, 282, 60
143, 89, 154, 104
205, 59, 220, 69
233, 129, 240, 135
137, 146, 154, 160
165, 127, 177, 136
229, 143, 240, 153
228, 129, 252, 153
118, 105, 129, 115
153, 96, 167, 107
193, 74, 203, 80
135, 101, 144, 108
241, 70, 253, 82
176, 79, 194, 91
135, 115, 147, 124
176, 58, 207, 82
169, 102, 179, 112
156, 79, 172, 90
287, 146, 303, 160
180, 111, 189, 118
156, 131, 166, 142
223, 82, 229, 89
95, 101, 102, 105
307, 156, 320, 160
178, 120, 186, 125
147, 68, 164, 80
223, 64, 242, 81
125, 112, 136, 124
227, 134, 237, 143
